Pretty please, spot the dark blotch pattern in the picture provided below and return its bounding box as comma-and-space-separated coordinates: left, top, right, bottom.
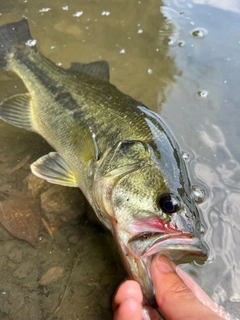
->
55, 92, 77, 111
16, 51, 80, 113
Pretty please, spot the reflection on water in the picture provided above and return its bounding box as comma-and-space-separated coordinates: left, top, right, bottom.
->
0, 0, 239, 319
194, 124, 240, 311
159, 2, 240, 319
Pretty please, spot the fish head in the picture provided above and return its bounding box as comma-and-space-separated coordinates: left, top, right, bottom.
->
93, 138, 207, 306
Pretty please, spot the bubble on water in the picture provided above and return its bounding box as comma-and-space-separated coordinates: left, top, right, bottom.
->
25, 39, 37, 47
147, 68, 153, 74
39, 8, 51, 13
199, 224, 205, 234
138, 29, 143, 34
119, 49, 126, 54
182, 151, 190, 161
191, 28, 208, 38
178, 40, 185, 47
101, 11, 110, 16
163, 36, 178, 47
192, 185, 206, 204
62, 6, 68, 10
197, 90, 208, 98
73, 11, 83, 17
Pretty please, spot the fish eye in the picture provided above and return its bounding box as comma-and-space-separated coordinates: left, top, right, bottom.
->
158, 194, 180, 215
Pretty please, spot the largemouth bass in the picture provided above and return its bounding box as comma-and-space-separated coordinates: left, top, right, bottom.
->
0, 19, 207, 307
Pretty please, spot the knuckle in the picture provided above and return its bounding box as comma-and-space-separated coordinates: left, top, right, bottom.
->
168, 279, 194, 300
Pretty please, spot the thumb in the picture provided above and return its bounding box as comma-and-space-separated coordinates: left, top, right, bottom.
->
151, 255, 222, 320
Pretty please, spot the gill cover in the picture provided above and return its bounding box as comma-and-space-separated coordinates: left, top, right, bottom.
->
94, 140, 154, 221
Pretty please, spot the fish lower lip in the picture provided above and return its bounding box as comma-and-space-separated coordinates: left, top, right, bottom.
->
128, 232, 206, 259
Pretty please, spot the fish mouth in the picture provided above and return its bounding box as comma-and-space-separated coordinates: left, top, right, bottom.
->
126, 231, 207, 307
128, 231, 207, 261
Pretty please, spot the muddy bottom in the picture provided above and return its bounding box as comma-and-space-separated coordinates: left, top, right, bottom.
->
0, 126, 125, 320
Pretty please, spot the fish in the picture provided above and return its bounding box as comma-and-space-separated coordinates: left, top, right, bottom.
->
0, 19, 207, 307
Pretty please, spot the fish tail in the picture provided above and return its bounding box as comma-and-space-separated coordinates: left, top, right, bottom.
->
0, 19, 32, 69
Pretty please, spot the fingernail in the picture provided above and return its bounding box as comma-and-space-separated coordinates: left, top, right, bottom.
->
155, 255, 174, 273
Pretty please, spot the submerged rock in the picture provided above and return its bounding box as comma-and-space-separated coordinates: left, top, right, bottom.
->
25, 173, 50, 198
40, 185, 86, 227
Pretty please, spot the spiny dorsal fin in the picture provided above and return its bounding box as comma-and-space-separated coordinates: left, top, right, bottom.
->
31, 152, 78, 187
68, 60, 110, 81
0, 93, 35, 131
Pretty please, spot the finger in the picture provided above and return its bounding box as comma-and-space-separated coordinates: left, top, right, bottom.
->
151, 255, 222, 320
113, 296, 142, 320
143, 305, 164, 320
113, 280, 143, 311
113, 280, 162, 320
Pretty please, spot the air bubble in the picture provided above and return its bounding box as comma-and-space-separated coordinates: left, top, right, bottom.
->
101, 11, 110, 16
182, 151, 190, 161
163, 36, 178, 47
197, 90, 208, 98
39, 8, 51, 13
147, 68, 153, 74
192, 185, 206, 204
199, 224, 205, 234
178, 40, 185, 47
25, 39, 37, 47
73, 11, 83, 17
191, 28, 208, 38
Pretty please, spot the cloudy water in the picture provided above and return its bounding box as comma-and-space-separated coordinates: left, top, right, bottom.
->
0, 0, 239, 319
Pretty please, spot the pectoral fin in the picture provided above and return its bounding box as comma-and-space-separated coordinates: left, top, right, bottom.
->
0, 93, 35, 131
31, 152, 78, 187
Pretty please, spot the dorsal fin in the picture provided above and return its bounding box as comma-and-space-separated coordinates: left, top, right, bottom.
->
68, 60, 110, 81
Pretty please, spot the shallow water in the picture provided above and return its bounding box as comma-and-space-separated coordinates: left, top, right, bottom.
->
0, 0, 239, 319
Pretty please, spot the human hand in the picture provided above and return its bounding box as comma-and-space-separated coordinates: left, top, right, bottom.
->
113, 255, 232, 320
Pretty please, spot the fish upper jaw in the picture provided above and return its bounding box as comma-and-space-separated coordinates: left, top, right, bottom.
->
125, 215, 178, 234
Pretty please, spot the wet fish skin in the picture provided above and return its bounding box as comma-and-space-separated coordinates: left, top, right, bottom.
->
0, 19, 207, 306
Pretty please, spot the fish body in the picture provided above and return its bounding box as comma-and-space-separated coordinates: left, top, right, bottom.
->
0, 19, 207, 306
